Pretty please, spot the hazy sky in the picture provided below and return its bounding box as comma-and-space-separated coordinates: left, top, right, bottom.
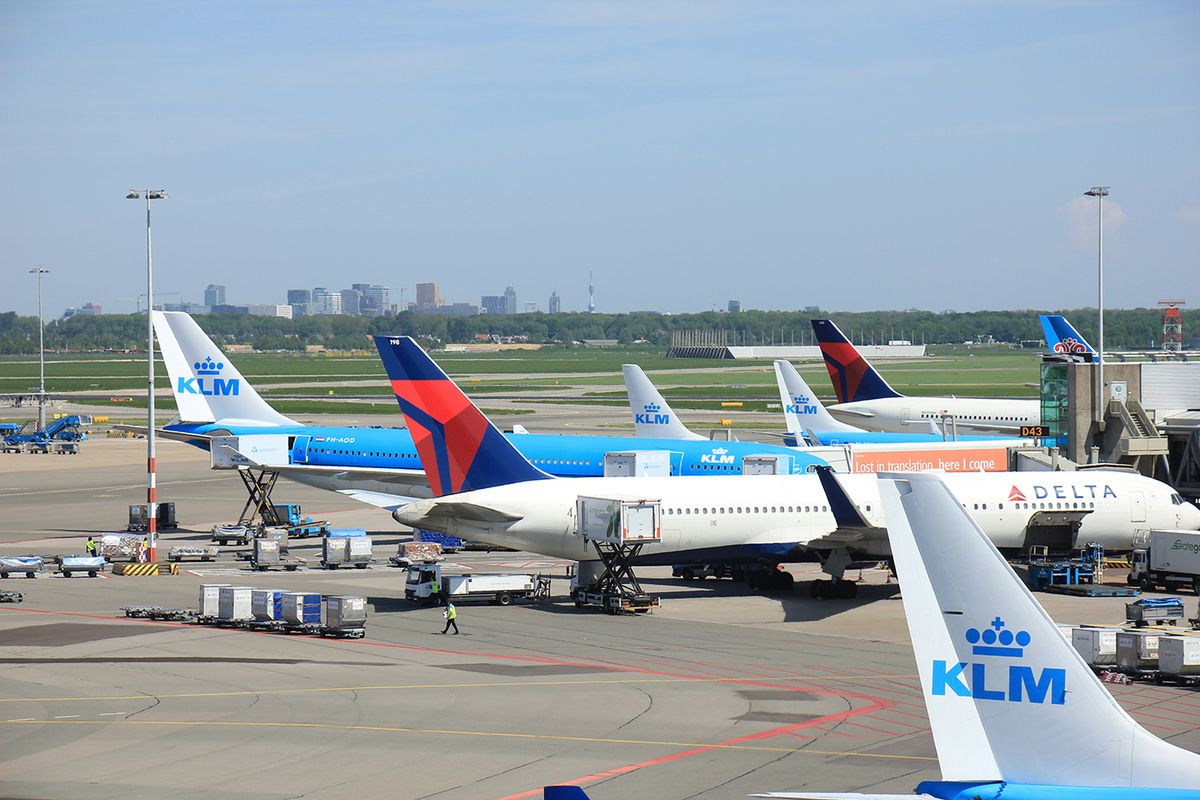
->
3, 1, 1197, 318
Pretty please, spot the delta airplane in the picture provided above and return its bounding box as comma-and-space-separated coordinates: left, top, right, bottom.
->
147, 312, 828, 502
372, 335, 1199, 595
814, 319, 1041, 436
753, 472, 1200, 800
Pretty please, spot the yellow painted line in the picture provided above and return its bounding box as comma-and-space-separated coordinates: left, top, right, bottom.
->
0, 677, 729, 704
0, 719, 938, 762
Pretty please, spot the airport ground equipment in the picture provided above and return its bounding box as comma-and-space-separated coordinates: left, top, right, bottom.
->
282, 592, 321, 625
100, 533, 146, 562
571, 496, 661, 614
1129, 529, 1200, 594
251, 589, 289, 621
414, 529, 463, 553
405, 563, 538, 606
0, 423, 19, 437
321, 529, 372, 569
266, 503, 330, 538
122, 606, 195, 622
250, 538, 303, 571
390, 541, 443, 568
0, 556, 43, 579
0, 590, 24, 602
1127, 596, 1185, 627
211, 524, 251, 546
2, 415, 90, 449
1157, 634, 1200, 685
1117, 629, 1162, 676
167, 545, 218, 562
217, 586, 256, 622
198, 584, 229, 620
126, 502, 177, 532
58, 556, 105, 577
323, 595, 367, 637
1072, 626, 1121, 667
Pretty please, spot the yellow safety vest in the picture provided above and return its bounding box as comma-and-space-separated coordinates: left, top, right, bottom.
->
447, 605, 456, 619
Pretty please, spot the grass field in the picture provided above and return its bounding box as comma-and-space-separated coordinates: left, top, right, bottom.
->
0, 344, 1043, 416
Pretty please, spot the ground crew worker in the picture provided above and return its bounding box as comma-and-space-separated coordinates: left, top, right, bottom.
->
85, 536, 96, 557
141, 536, 150, 563
442, 602, 458, 635
429, 577, 440, 606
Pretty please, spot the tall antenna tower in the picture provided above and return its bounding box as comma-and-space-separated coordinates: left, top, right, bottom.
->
1159, 300, 1185, 353
588, 271, 595, 313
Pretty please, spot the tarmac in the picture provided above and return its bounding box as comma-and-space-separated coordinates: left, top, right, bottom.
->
2, 438, 1199, 800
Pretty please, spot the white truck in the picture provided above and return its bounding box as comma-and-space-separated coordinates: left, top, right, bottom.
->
404, 563, 536, 606
1129, 530, 1200, 595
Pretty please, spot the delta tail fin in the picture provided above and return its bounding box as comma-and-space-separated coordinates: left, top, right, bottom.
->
622, 364, 706, 440
152, 311, 296, 427
811, 319, 902, 404
1040, 314, 1097, 362
774, 360, 862, 437
371, 335, 549, 497
875, 472, 1200, 791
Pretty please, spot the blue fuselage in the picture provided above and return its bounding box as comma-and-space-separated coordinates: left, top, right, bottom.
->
167, 422, 825, 477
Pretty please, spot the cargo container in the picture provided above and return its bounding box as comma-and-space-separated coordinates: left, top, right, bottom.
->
1116, 630, 1160, 672
1158, 635, 1200, 677
281, 592, 321, 625
326, 596, 367, 629
251, 589, 289, 621
218, 586, 255, 621
198, 584, 230, 617
322, 534, 372, 569
575, 496, 661, 545
1072, 627, 1119, 666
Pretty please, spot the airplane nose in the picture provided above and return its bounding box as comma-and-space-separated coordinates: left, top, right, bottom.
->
1184, 500, 1200, 531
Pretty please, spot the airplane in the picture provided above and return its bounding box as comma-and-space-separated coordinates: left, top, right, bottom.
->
773, 360, 1030, 447
146, 311, 829, 504
812, 319, 1041, 436
754, 471, 1200, 800
1040, 314, 1098, 362
371, 334, 1200, 596
622, 364, 708, 440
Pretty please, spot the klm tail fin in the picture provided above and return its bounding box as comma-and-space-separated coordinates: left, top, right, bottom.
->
152, 311, 296, 427
371, 335, 549, 497
877, 472, 1200, 790
774, 360, 861, 437
1039, 314, 1097, 362
622, 364, 705, 440
810, 319, 902, 404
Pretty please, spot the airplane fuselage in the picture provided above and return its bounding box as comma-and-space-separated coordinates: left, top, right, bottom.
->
827, 397, 1041, 436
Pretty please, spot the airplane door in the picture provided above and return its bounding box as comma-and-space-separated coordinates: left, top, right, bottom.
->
669, 451, 683, 476
1130, 491, 1146, 523
900, 408, 912, 427
292, 435, 311, 464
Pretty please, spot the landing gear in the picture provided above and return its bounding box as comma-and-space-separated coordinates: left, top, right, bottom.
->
747, 568, 794, 592
809, 578, 857, 600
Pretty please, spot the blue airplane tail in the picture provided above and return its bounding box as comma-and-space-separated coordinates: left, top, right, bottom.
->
1039, 314, 1097, 362
810, 319, 902, 404
371, 335, 550, 496
544, 788, 590, 800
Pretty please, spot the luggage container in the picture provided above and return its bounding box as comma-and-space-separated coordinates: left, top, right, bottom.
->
198, 584, 230, 617
0, 556, 44, 579
1126, 597, 1184, 627
576, 497, 661, 544
1158, 635, 1200, 678
1072, 627, 1119, 666
322, 531, 371, 569
1116, 630, 1160, 673
218, 586, 255, 621
1056, 623, 1077, 640
281, 592, 321, 625
251, 589, 289, 621
251, 538, 303, 571
325, 595, 367, 630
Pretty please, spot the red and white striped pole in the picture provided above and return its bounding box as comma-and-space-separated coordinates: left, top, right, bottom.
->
128, 189, 167, 562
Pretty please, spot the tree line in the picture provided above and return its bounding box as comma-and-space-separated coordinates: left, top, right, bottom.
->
0, 307, 1195, 355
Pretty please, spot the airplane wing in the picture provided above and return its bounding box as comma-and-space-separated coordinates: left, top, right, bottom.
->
335, 489, 420, 511
393, 499, 524, 529
830, 407, 876, 419
112, 424, 213, 447
807, 466, 889, 553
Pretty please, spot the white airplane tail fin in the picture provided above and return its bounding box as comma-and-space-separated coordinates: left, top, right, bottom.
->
622, 364, 705, 440
153, 311, 296, 427
774, 360, 861, 437
877, 472, 1200, 790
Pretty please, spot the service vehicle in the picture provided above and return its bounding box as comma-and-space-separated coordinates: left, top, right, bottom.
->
405, 563, 536, 606
1128, 530, 1200, 594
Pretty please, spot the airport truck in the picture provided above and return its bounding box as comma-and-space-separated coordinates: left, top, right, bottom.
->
404, 563, 537, 606
1128, 530, 1200, 595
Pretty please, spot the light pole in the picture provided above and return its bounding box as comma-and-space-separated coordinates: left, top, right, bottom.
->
29, 268, 49, 431
1084, 186, 1109, 456
127, 189, 168, 562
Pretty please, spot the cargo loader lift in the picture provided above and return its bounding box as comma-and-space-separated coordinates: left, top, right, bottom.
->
571, 496, 663, 615
572, 539, 659, 614
236, 468, 284, 527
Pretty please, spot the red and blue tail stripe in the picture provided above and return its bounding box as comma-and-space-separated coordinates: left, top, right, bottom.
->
811, 319, 901, 404
372, 335, 549, 496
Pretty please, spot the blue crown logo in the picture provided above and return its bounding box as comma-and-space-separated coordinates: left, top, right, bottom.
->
643, 403, 661, 413
965, 616, 1030, 658
711, 447, 728, 455
194, 356, 224, 376
792, 395, 810, 405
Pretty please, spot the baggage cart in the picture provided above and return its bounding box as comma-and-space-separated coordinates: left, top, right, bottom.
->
167, 546, 218, 562
211, 524, 251, 546
322, 532, 372, 569
59, 556, 105, 578
323, 595, 367, 637
251, 539, 304, 571
0, 590, 24, 603
0, 556, 44, 579
1126, 597, 1184, 628
390, 541, 442, 568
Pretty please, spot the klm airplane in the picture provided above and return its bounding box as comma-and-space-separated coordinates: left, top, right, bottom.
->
151, 312, 827, 502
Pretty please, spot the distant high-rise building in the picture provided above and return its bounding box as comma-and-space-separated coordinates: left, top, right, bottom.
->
340, 288, 362, 316
548, 292, 561, 314
481, 295, 506, 315
247, 304, 293, 319
287, 289, 311, 305
353, 284, 391, 316
727, 300, 742, 313
204, 284, 226, 306
503, 285, 517, 315
81, 302, 102, 316
311, 287, 342, 315
416, 282, 443, 310
523, 302, 539, 313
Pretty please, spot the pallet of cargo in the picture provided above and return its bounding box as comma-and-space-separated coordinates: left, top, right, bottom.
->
1044, 584, 1140, 598
167, 546, 218, 563
0, 556, 44, 579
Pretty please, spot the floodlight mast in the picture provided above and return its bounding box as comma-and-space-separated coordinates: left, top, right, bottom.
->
1084, 186, 1109, 455
127, 189, 168, 562
28, 268, 50, 431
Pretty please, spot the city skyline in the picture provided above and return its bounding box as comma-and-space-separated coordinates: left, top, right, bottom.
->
3, 3, 1197, 318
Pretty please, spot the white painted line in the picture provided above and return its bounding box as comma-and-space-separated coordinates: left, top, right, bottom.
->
11, 718, 35, 722
53, 715, 80, 719
99, 712, 126, 716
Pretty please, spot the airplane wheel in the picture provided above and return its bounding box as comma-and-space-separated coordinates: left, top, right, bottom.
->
809, 580, 824, 598
681, 568, 695, 581
776, 572, 794, 591
836, 581, 858, 599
